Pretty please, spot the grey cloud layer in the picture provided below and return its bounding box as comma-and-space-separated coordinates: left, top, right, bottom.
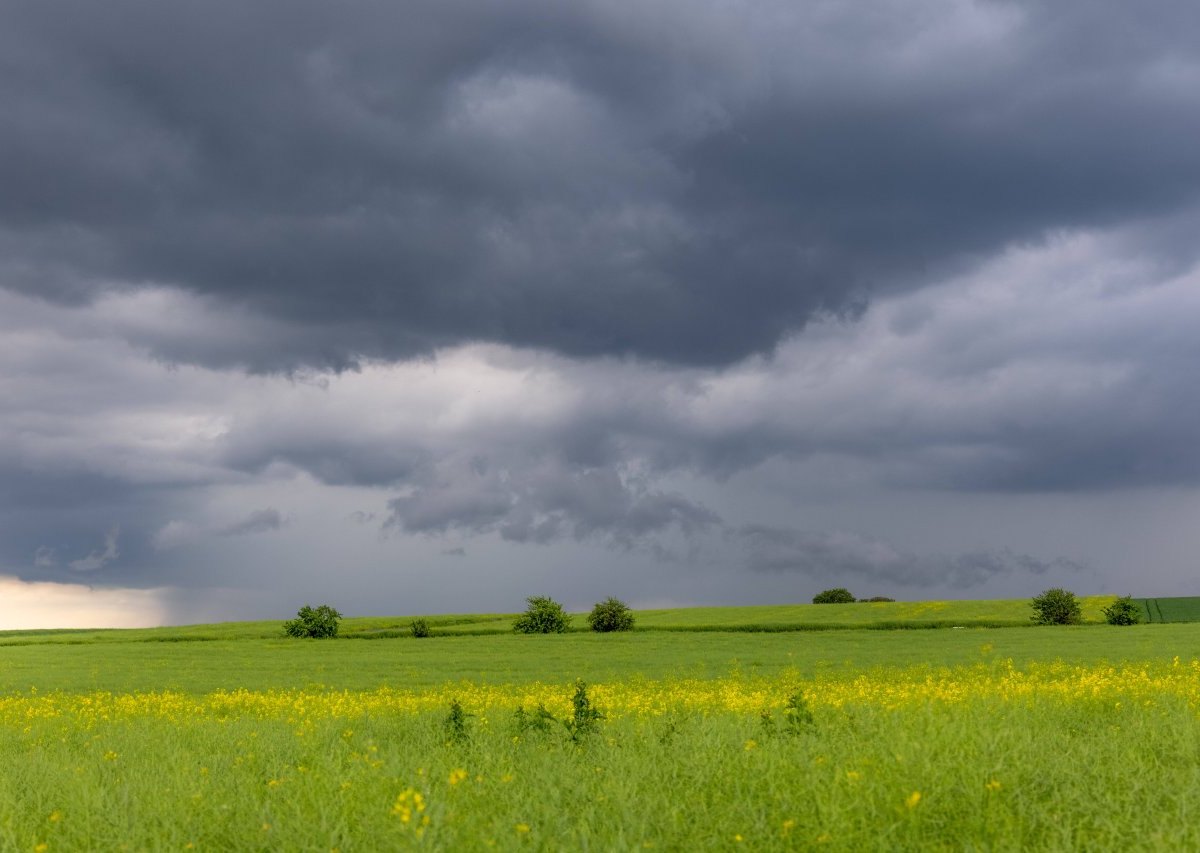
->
5, 211, 1200, 594
5, 0, 1200, 370
5, 218, 1199, 595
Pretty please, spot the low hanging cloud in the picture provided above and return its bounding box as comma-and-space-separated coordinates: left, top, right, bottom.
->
67, 525, 120, 572
153, 509, 287, 551
218, 508, 286, 537
739, 525, 1087, 590
385, 455, 720, 548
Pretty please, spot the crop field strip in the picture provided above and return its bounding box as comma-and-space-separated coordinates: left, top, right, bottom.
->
1135, 596, 1200, 623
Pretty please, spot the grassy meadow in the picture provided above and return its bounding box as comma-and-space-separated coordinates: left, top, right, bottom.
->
2, 597, 1200, 850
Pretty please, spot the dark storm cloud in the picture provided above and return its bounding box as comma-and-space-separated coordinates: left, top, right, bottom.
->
4, 0, 1200, 370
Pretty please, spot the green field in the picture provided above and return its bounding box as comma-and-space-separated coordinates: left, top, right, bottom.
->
0, 594, 1129, 649
3, 600, 1200, 850
1136, 596, 1200, 623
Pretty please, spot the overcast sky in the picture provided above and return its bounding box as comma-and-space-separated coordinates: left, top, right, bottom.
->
4, 0, 1200, 629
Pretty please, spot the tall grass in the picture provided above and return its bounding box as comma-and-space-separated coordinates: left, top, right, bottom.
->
3, 661, 1199, 850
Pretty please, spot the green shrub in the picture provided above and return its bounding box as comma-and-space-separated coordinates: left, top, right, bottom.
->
282, 604, 342, 638
587, 597, 635, 632
443, 699, 471, 744
513, 596, 572, 634
1030, 588, 1082, 625
812, 588, 855, 604
1102, 595, 1142, 626
512, 704, 557, 736
782, 692, 815, 734
564, 679, 603, 743
860, 596, 896, 603
411, 618, 431, 638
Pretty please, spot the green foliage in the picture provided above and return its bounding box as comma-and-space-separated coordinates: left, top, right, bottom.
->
812, 588, 856, 604
860, 596, 896, 603
443, 699, 471, 744
1030, 588, 1082, 625
513, 596, 572, 634
511, 682, 604, 744
782, 692, 814, 734
411, 618, 431, 638
282, 604, 342, 638
587, 597, 635, 632
563, 679, 603, 743
512, 704, 558, 736
1102, 596, 1142, 626
762, 692, 815, 738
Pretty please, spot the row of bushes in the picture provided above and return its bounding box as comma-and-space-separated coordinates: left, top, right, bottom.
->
513, 596, 633, 634
283, 588, 1145, 638
816, 586, 1144, 627
282, 596, 635, 638
1030, 588, 1142, 626
811, 588, 895, 604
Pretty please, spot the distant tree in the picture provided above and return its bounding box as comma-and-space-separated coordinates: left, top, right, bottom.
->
1030, 588, 1082, 625
588, 597, 635, 632
860, 596, 896, 603
812, 588, 856, 604
513, 596, 572, 634
1102, 595, 1142, 626
283, 604, 342, 638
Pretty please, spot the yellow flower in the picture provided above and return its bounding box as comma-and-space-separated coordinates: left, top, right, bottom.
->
743, 739, 757, 751
449, 768, 468, 786
985, 780, 1002, 793
515, 823, 531, 833
392, 788, 427, 826
905, 791, 922, 809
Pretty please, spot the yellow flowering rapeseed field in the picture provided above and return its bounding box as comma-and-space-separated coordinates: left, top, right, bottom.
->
3, 655, 1200, 850
3, 657, 1199, 723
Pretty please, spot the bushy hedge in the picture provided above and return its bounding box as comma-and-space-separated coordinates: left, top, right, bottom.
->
1030, 588, 1082, 625
588, 597, 635, 632
1102, 595, 1142, 626
812, 588, 855, 604
513, 596, 572, 634
283, 604, 342, 638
